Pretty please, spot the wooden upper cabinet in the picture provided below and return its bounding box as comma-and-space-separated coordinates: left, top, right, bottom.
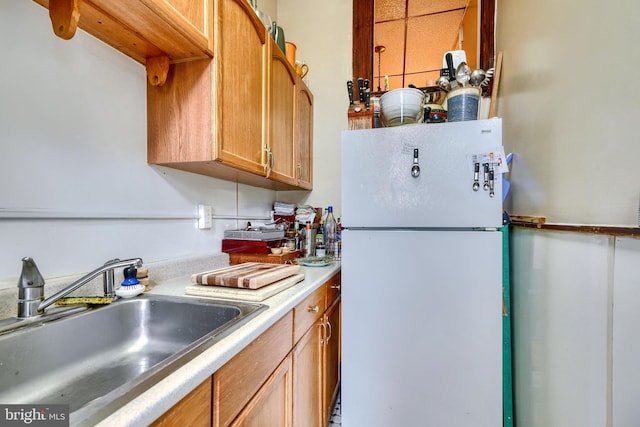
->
145, 0, 312, 190
34, 0, 213, 65
147, 0, 270, 184
268, 45, 298, 186
215, 0, 268, 176
296, 84, 314, 190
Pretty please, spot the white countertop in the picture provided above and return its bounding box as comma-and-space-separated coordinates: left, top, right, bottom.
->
92, 261, 341, 427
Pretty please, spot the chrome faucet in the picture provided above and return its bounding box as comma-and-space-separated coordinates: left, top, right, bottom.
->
17, 257, 143, 318
17, 257, 46, 318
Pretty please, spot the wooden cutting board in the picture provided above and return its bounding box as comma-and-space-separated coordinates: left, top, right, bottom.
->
186, 273, 305, 302
191, 263, 300, 289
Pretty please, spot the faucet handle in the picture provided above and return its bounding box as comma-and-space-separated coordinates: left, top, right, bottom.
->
18, 257, 45, 289
17, 257, 45, 318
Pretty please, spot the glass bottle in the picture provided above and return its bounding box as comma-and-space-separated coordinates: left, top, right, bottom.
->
316, 219, 325, 247
324, 206, 337, 257
294, 221, 301, 251
336, 216, 342, 260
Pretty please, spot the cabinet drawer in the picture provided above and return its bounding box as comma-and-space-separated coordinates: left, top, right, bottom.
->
326, 272, 341, 307
213, 312, 293, 427
293, 286, 326, 344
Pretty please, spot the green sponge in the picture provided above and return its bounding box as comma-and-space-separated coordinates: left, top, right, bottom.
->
55, 296, 115, 306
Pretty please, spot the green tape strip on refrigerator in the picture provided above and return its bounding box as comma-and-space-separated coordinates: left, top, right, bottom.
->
502, 225, 514, 427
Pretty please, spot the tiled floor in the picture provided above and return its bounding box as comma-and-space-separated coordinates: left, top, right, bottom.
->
327, 389, 341, 426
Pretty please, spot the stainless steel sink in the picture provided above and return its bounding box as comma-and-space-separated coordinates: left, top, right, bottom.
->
0, 294, 266, 425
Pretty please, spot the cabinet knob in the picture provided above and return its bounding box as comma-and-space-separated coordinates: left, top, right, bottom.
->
330, 284, 341, 290
308, 305, 319, 313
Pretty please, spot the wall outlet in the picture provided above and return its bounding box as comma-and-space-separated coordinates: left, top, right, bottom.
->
198, 204, 212, 229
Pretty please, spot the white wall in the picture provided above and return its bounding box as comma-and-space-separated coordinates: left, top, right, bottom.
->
510, 229, 610, 426
496, 0, 640, 425
511, 228, 640, 427
274, 0, 352, 217
497, 0, 640, 226
0, 1, 276, 284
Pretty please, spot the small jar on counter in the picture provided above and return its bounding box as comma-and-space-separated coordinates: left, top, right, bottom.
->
284, 238, 296, 251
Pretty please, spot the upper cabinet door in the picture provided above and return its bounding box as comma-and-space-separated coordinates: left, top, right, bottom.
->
268, 45, 298, 186
214, 0, 268, 175
296, 84, 314, 190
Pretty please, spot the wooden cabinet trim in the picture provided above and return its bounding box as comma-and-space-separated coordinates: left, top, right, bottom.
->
34, 0, 213, 63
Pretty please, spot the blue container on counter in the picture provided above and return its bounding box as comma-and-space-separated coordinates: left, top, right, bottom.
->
446, 87, 479, 122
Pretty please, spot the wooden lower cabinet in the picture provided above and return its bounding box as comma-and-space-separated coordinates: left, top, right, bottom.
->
323, 298, 341, 424
231, 354, 293, 427
152, 273, 341, 427
214, 313, 294, 427
151, 377, 212, 427
292, 274, 342, 427
292, 319, 324, 427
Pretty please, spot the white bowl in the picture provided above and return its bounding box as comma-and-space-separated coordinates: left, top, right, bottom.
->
380, 88, 425, 126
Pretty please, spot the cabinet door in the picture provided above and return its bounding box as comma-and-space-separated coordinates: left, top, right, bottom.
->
293, 321, 324, 427
151, 377, 212, 427
296, 84, 314, 190
214, 313, 293, 427
215, 0, 267, 175
323, 298, 341, 424
268, 45, 297, 186
231, 354, 293, 427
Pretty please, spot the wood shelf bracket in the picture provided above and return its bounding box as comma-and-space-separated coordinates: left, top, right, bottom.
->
146, 56, 171, 87
49, 0, 81, 40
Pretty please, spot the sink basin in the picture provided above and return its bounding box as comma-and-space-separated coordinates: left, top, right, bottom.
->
0, 294, 266, 425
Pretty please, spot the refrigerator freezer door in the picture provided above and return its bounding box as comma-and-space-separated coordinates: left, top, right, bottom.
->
341, 228, 502, 427
341, 119, 504, 229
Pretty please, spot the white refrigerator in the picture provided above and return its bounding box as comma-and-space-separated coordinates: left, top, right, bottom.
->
340, 118, 505, 427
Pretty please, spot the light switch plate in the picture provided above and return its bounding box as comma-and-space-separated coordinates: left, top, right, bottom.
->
198, 204, 212, 229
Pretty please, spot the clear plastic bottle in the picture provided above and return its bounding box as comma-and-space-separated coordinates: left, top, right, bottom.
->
324, 206, 337, 257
